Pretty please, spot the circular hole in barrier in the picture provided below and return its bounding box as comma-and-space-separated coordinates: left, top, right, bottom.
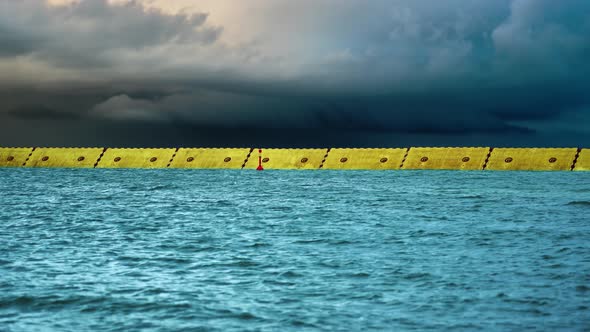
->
224, 157, 231, 163
420, 157, 429, 162
150, 157, 157, 163
114, 157, 121, 163
262, 157, 270, 163
549, 157, 557, 163
42, 156, 49, 162
340, 157, 348, 163
77, 156, 85, 162
462, 157, 470, 163
301, 157, 309, 163
380, 157, 388, 163
7, 156, 14, 162
504, 157, 513, 163
187, 157, 194, 162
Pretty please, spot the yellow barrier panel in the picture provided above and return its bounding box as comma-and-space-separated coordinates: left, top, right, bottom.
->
573, 149, 589, 171
169, 148, 251, 169
486, 148, 577, 171
402, 147, 490, 170
322, 148, 407, 170
244, 149, 327, 170
96, 148, 176, 168
0, 147, 34, 167
25, 148, 104, 168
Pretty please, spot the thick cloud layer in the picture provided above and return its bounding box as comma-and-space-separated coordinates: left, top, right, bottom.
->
0, 0, 589, 147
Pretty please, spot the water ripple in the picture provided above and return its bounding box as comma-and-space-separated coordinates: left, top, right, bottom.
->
0, 169, 588, 331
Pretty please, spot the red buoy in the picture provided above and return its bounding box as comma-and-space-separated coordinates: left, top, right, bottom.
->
256, 149, 264, 171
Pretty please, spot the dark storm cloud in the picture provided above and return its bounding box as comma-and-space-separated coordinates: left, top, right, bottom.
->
6, 105, 80, 120
0, 0, 220, 67
0, 0, 589, 146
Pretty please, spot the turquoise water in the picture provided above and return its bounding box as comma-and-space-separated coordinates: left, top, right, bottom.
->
0, 169, 589, 331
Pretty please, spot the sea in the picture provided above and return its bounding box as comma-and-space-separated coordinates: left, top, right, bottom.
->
0, 169, 589, 331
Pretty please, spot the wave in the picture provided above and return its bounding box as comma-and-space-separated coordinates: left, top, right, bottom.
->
458, 195, 485, 199
566, 201, 590, 206
0, 294, 110, 310
126, 184, 178, 191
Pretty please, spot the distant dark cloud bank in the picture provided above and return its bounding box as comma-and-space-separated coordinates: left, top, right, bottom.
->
1, 0, 589, 147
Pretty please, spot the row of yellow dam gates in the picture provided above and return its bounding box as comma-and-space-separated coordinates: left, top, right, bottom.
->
0, 147, 589, 171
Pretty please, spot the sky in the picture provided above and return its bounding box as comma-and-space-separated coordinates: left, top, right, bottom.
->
0, 0, 589, 148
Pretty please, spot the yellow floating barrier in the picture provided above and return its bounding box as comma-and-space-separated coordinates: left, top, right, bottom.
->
96, 148, 176, 169
0, 147, 34, 167
573, 149, 589, 171
322, 148, 407, 170
486, 148, 577, 171
1, 146, 587, 171
402, 147, 490, 170
25, 148, 104, 168
169, 148, 251, 169
244, 148, 328, 170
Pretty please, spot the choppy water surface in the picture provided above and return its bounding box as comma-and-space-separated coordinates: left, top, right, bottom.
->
0, 169, 589, 331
